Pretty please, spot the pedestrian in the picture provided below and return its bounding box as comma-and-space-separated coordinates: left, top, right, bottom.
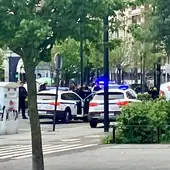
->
69, 84, 75, 91
19, 82, 28, 119
93, 82, 102, 92
148, 83, 158, 99
76, 85, 84, 98
39, 82, 47, 91
83, 83, 91, 99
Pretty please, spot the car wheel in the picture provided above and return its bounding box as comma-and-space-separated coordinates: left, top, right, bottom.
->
63, 109, 71, 123
90, 119, 98, 128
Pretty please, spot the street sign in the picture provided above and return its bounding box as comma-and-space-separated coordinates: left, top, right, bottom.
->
54, 53, 62, 70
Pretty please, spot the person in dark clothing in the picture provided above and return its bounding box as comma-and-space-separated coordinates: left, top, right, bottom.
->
83, 83, 91, 99
39, 82, 47, 91
19, 82, 28, 119
93, 82, 101, 92
148, 84, 158, 99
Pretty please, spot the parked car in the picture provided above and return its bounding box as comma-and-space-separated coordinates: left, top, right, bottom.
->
88, 86, 140, 128
37, 90, 94, 123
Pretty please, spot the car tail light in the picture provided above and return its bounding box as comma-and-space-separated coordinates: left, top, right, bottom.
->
49, 102, 60, 106
116, 101, 129, 106
89, 102, 99, 107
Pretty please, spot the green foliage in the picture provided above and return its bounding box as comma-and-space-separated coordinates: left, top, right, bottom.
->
0, 49, 4, 80
151, 0, 170, 55
116, 101, 170, 144
137, 93, 152, 101
102, 134, 113, 144
128, 5, 166, 71
110, 39, 131, 69
52, 37, 80, 80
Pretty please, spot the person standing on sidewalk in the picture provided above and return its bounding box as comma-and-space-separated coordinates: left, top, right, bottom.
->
19, 82, 28, 119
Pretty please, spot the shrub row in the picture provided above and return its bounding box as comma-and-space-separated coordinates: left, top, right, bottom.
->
115, 99, 170, 144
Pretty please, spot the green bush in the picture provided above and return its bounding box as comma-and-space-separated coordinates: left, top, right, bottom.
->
115, 100, 170, 144
102, 134, 113, 144
137, 93, 152, 101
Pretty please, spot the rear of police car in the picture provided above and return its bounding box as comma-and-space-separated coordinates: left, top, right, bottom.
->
88, 84, 138, 128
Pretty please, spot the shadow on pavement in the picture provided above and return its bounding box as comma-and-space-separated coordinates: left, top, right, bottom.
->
40, 120, 84, 125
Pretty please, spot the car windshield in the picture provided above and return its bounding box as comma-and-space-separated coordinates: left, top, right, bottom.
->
37, 93, 56, 100
93, 92, 124, 100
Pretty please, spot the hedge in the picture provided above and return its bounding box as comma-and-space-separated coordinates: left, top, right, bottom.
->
115, 100, 170, 144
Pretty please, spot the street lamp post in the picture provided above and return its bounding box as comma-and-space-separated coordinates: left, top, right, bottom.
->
103, 13, 109, 133
53, 53, 62, 132
80, 38, 84, 87
156, 57, 161, 92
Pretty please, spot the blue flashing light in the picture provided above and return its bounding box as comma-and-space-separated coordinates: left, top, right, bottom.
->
118, 85, 129, 90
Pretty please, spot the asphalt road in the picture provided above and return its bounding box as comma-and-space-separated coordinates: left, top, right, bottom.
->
1, 144, 170, 170
0, 116, 107, 162
1, 117, 170, 169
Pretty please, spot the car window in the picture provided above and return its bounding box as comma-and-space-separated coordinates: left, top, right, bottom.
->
61, 93, 80, 100
84, 93, 95, 102
126, 90, 137, 99
93, 92, 124, 100
37, 93, 56, 100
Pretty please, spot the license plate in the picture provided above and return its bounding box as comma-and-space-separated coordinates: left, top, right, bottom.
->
39, 111, 46, 114
100, 113, 114, 116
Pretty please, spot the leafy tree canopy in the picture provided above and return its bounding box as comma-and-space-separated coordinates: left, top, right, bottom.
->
52, 37, 80, 79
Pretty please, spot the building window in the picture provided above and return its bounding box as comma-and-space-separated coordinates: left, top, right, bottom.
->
132, 15, 141, 24
132, 5, 137, 10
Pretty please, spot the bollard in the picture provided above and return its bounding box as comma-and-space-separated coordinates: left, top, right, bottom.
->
157, 127, 160, 143
112, 125, 116, 144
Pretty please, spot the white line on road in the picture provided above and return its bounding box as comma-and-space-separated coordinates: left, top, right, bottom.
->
0, 145, 64, 157
60, 138, 81, 142
0, 144, 50, 153
84, 135, 101, 138
14, 144, 98, 160
0, 144, 81, 160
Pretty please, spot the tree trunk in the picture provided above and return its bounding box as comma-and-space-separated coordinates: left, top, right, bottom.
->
24, 62, 44, 170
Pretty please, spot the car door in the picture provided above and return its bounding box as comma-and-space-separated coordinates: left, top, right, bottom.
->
61, 92, 82, 116
83, 93, 95, 115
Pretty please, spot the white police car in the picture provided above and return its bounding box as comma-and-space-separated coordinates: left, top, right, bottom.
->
88, 84, 140, 128
37, 89, 93, 123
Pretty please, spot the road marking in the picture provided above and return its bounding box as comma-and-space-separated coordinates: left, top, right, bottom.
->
0, 143, 98, 161
0, 144, 52, 152
85, 135, 101, 138
14, 144, 98, 160
60, 138, 81, 142
19, 129, 29, 131
0, 145, 64, 157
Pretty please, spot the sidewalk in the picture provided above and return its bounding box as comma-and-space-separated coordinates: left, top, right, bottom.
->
1, 144, 170, 170
0, 119, 103, 146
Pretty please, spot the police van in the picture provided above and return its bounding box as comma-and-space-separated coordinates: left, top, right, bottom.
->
37, 89, 94, 123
